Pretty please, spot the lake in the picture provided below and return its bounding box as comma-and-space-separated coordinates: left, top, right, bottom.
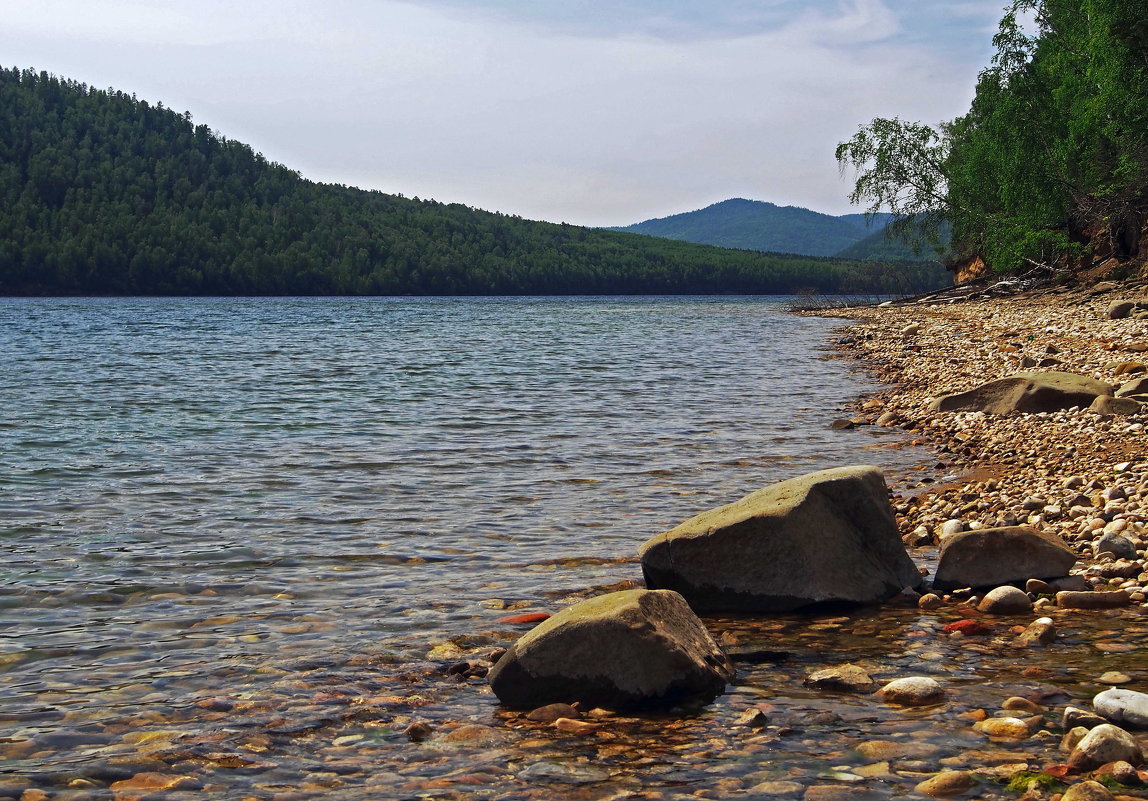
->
1, 296, 945, 797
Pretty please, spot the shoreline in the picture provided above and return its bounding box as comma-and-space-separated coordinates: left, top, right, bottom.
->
811, 279, 1148, 601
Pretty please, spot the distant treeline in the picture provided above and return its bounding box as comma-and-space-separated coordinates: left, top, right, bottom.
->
0, 66, 949, 296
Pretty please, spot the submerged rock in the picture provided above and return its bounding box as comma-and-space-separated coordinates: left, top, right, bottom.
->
932, 526, 1076, 592
1062, 780, 1115, 801
915, 770, 977, 798
929, 371, 1112, 414
804, 664, 874, 693
638, 466, 921, 612
486, 589, 733, 710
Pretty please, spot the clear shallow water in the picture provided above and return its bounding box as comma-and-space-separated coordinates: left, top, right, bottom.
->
0, 296, 951, 796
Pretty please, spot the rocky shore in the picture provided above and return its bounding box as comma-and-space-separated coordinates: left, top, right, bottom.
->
372, 280, 1148, 801
822, 279, 1148, 601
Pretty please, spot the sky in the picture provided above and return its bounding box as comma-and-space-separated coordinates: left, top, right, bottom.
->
0, 0, 1006, 227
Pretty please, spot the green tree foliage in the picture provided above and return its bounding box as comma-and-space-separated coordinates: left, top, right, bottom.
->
839, 0, 1148, 273
834, 117, 951, 253
0, 66, 948, 296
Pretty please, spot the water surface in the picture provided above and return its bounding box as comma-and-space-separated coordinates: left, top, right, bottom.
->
1, 296, 948, 797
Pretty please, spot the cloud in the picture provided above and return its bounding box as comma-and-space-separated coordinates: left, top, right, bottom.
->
0, 0, 1003, 225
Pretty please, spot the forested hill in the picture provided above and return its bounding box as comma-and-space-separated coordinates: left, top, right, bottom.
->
610, 199, 887, 257
0, 67, 950, 296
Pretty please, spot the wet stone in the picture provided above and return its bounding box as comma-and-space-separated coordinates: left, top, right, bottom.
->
804, 665, 875, 694
1061, 779, 1116, 801
525, 703, 581, 723
877, 677, 945, 706
977, 585, 1033, 614
974, 717, 1031, 739
915, 770, 977, 797
516, 761, 610, 784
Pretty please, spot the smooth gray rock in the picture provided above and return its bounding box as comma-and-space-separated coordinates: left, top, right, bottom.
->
933, 526, 1076, 592
638, 466, 921, 612
1095, 532, 1138, 560
1069, 723, 1143, 770
930, 371, 1113, 414
487, 589, 733, 710
1094, 688, 1148, 729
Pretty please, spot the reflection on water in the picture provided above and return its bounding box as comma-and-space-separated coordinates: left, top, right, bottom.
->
0, 296, 953, 796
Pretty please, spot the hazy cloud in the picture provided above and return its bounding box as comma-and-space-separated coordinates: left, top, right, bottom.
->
0, 0, 1005, 225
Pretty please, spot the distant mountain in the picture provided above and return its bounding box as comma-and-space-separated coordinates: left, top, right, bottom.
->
610, 199, 896, 258
834, 219, 952, 262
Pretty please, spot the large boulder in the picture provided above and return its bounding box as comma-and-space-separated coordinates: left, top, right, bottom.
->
638, 466, 922, 612
933, 526, 1076, 592
486, 589, 733, 710
930, 371, 1112, 414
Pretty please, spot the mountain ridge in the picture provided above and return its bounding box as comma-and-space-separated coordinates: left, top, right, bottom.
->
611, 199, 925, 260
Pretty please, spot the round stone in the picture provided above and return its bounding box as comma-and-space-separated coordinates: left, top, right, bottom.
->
878, 676, 945, 706
915, 771, 977, 797
977, 585, 1033, 614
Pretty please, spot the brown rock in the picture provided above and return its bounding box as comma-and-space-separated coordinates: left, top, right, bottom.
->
915, 771, 977, 797
930, 371, 1113, 414
974, 717, 1032, 738
878, 676, 945, 706
552, 717, 599, 734
525, 703, 581, 723
404, 721, 434, 742
977, 585, 1033, 614
639, 466, 921, 612
804, 664, 875, 693
1116, 376, 1148, 397
1062, 780, 1115, 801
934, 527, 1076, 592
1056, 590, 1131, 609
854, 739, 942, 761
1004, 697, 1044, 713
1069, 724, 1143, 770
110, 773, 200, 801
439, 724, 507, 745
487, 589, 732, 710
1090, 396, 1143, 416
1014, 617, 1057, 647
